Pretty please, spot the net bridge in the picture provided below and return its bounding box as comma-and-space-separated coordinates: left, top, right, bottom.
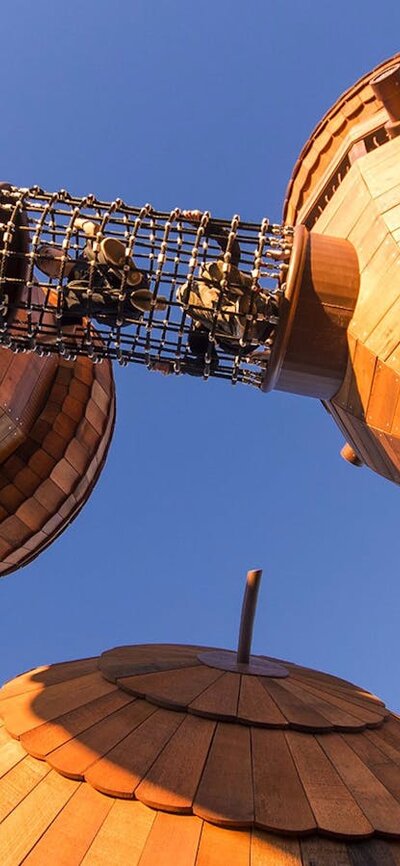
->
0, 184, 292, 388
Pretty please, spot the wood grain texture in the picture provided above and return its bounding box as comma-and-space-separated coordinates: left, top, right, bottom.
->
313, 135, 400, 484
81, 800, 156, 866
21, 689, 131, 759
0, 351, 115, 577
21, 783, 113, 866
196, 822, 250, 866
117, 666, 224, 709
319, 732, 400, 834
134, 812, 203, 866
252, 728, 316, 833
136, 714, 215, 813
1, 717, 400, 860
1, 672, 116, 738
47, 699, 150, 780
283, 52, 399, 223
288, 731, 373, 837
1, 647, 400, 841
193, 722, 253, 827
101, 645, 385, 729
85, 707, 183, 797
0, 767, 76, 864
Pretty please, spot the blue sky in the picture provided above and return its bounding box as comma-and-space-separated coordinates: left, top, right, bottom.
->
1, 0, 400, 712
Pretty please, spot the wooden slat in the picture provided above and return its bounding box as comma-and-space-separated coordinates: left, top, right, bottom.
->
22, 783, 113, 866
189, 673, 240, 721
196, 822, 250, 866
0, 658, 97, 700
0, 768, 76, 865
99, 644, 203, 682
365, 727, 400, 764
193, 722, 253, 827
289, 671, 386, 710
0, 739, 26, 778
21, 689, 130, 759
136, 714, 215, 813
0, 755, 50, 823
367, 715, 400, 748
81, 800, 156, 866
137, 812, 202, 866
287, 731, 373, 836
260, 679, 333, 731
273, 679, 366, 731
237, 675, 287, 727
346, 198, 387, 270
48, 699, 153, 780
301, 837, 353, 866
251, 830, 302, 866
342, 732, 400, 799
283, 679, 386, 729
367, 360, 400, 430
344, 341, 377, 418
252, 728, 315, 834
318, 732, 400, 834
361, 138, 400, 198
117, 666, 223, 709
378, 841, 400, 866
346, 839, 400, 866
1, 672, 116, 738
85, 707, 183, 797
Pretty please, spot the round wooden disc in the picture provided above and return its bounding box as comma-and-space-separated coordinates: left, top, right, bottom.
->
197, 649, 289, 677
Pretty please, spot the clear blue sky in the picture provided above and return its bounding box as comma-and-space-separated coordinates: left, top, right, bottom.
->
1, 1, 400, 712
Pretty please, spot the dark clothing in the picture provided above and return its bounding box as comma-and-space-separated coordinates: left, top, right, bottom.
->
62, 256, 149, 327
183, 220, 277, 366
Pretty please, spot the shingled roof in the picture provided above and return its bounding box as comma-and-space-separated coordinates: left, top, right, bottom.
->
1, 643, 400, 864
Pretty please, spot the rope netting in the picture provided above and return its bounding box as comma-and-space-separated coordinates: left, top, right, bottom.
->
0, 185, 293, 387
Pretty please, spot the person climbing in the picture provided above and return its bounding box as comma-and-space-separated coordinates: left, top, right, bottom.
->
176, 210, 280, 366
35, 218, 167, 332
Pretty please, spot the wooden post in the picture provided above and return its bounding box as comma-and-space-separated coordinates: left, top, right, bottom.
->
237, 569, 263, 665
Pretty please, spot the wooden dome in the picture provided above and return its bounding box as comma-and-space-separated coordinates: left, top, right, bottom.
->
0, 351, 115, 576
1, 643, 400, 864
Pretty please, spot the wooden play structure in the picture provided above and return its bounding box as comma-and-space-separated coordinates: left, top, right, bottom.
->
2, 55, 400, 492
2, 51, 400, 863
0, 570, 399, 865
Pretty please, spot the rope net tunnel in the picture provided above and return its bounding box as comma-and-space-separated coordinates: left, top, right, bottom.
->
0, 185, 293, 388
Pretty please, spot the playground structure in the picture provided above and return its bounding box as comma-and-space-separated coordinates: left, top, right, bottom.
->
1, 47, 400, 866
1, 56, 400, 495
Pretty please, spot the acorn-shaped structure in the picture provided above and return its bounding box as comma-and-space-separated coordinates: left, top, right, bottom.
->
0, 186, 115, 576
1, 570, 400, 865
277, 51, 400, 483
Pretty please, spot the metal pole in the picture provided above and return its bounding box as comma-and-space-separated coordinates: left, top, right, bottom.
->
237, 569, 263, 665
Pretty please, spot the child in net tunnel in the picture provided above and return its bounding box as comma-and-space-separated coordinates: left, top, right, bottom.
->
35, 218, 167, 333
174, 210, 280, 373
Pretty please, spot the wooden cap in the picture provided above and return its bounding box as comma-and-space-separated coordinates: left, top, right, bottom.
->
2, 643, 400, 848
0, 353, 115, 576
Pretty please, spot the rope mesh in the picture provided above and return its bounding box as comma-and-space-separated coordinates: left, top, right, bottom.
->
0, 185, 293, 387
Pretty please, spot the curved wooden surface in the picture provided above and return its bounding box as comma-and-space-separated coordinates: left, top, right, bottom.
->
0, 717, 400, 866
279, 52, 400, 482
283, 51, 400, 225
0, 353, 115, 576
316, 133, 400, 482
266, 230, 359, 399
1, 645, 399, 842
